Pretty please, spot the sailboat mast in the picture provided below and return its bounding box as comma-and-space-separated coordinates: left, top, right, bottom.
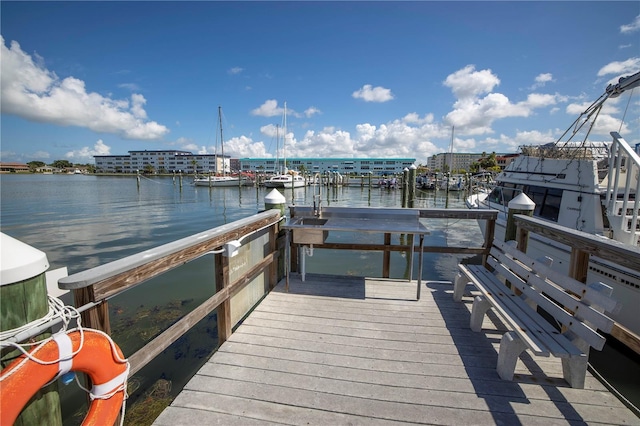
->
449, 126, 454, 174
218, 106, 225, 176
283, 102, 287, 174
275, 124, 280, 174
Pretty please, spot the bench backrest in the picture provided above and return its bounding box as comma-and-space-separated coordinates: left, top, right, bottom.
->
487, 239, 619, 351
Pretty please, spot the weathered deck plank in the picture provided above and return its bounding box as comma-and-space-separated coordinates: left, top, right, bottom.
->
154, 274, 638, 425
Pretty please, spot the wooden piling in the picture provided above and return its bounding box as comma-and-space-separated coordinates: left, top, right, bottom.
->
0, 234, 62, 425
408, 165, 417, 208
505, 193, 535, 243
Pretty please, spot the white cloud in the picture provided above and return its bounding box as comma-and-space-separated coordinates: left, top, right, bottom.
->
118, 83, 141, 91
443, 65, 500, 99
251, 99, 284, 117
270, 115, 444, 165
620, 15, 640, 34
228, 66, 244, 75
65, 139, 111, 161
352, 84, 394, 102
443, 65, 561, 136
304, 106, 321, 118
0, 36, 169, 140
226, 136, 271, 157
535, 73, 554, 84
530, 73, 554, 89
598, 57, 640, 79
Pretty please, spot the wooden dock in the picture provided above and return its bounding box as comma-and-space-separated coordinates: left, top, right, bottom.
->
153, 274, 637, 425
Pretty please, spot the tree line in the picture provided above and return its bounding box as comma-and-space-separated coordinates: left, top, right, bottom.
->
27, 160, 96, 173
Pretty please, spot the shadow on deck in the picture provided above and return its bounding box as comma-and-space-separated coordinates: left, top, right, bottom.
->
154, 274, 637, 425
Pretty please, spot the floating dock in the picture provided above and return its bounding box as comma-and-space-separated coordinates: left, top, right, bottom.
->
154, 274, 637, 425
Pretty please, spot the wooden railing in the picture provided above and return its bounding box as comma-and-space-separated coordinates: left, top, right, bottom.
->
58, 207, 499, 376
58, 209, 284, 375
514, 214, 640, 355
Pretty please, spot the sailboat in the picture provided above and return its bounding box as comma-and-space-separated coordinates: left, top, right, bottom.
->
442, 126, 464, 191
264, 102, 306, 189
194, 106, 253, 187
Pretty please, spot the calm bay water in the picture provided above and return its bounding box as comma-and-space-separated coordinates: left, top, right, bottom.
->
1, 174, 485, 424
0, 174, 479, 277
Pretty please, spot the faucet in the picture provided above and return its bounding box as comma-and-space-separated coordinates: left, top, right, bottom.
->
313, 194, 322, 217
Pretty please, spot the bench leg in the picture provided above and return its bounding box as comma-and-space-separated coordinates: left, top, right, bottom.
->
453, 273, 468, 302
562, 354, 588, 389
497, 331, 526, 381
470, 296, 492, 332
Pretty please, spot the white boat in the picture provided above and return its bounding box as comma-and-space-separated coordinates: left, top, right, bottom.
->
263, 102, 305, 189
193, 106, 253, 188
264, 172, 306, 188
467, 71, 640, 338
193, 175, 253, 187
441, 174, 465, 191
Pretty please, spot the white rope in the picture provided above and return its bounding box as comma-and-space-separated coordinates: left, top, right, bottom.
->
0, 296, 85, 377
0, 295, 77, 342
0, 297, 129, 426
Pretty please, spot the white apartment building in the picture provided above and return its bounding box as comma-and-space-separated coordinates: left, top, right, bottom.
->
239, 157, 416, 175
94, 150, 229, 174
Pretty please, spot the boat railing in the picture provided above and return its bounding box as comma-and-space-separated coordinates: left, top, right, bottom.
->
604, 132, 640, 246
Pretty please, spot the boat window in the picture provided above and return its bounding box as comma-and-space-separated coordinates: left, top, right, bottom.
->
539, 188, 562, 222
502, 183, 518, 204
524, 185, 562, 222
524, 185, 546, 216
488, 187, 503, 205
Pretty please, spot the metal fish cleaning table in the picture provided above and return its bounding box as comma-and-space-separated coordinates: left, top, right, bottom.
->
283, 206, 431, 299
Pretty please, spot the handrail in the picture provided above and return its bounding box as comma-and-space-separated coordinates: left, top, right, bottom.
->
604, 132, 640, 246
514, 213, 640, 273
58, 209, 284, 375
59, 210, 281, 297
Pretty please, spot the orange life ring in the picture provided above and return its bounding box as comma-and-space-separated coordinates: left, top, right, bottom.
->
1, 329, 129, 426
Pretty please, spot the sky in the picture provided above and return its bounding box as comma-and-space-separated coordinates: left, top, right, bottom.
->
1, 1, 639, 166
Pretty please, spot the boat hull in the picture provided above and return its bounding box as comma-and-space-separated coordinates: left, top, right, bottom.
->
193, 177, 253, 187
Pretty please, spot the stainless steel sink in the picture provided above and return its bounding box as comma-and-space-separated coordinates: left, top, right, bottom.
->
291, 217, 328, 245
297, 217, 327, 226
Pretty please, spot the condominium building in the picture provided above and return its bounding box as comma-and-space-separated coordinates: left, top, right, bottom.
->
426, 152, 512, 172
94, 150, 229, 174
238, 157, 416, 175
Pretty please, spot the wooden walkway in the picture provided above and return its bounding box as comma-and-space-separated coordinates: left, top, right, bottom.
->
154, 274, 638, 425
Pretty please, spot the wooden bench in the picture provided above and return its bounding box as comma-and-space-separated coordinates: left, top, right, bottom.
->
453, 239, 620, 388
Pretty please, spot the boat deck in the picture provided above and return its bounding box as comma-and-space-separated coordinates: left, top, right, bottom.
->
153, 274, 638, 425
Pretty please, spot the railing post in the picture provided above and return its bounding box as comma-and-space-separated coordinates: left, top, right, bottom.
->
383, 233, 391, 278
268, 222, 279, 290
215, 253, 231, 344
483, 216, 496, 267
569, 248, 590, 283
73, 287, 111, 334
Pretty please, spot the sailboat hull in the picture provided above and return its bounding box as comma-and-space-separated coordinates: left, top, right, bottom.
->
193, 176, 253, 187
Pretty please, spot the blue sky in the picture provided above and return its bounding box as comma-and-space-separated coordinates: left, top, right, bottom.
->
1, 1, 639, 166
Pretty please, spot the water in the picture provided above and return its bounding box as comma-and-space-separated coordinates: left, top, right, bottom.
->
1, 174, 478, 274
1, 174, 483, 424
